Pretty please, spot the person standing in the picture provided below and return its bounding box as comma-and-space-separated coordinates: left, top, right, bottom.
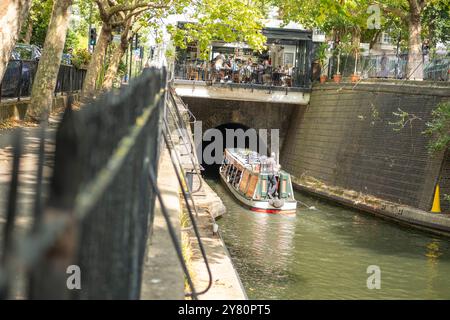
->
266, 152, 280, 198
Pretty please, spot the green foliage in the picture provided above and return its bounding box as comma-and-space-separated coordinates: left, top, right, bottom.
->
165, 46, 176, 62
274, 0, 448, 55
389, 108, 422, 131
422, 0, 450, 47
24, 0, 97, 50
64, 1, 95, 52
315, 43, 328, 66
424, 101, 450, 153
118, 60, 127, 77
444, 194, 450, 205
71, 48, 91, 69
169, 0, 267, 60
28, 0, 54, 47
275, 0, 370, 34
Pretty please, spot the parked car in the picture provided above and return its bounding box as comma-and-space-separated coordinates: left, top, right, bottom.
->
12, 43, 42, 61
1, 44, 41, 97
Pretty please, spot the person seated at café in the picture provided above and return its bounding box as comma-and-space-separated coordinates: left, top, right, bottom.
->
222, 59, 232, 81
242, 59, 253, 83
263, 60, 272, 85
215, 53, 225, 69
212, 53, 225, 81
257, 61, 265, 84
231, 57, 240, 83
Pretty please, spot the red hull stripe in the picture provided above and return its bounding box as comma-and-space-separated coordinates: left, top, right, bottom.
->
250, 207, 296, 214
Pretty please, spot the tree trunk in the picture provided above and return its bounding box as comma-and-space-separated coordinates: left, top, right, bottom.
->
0, 0, 32, 83
351, 28, 361, 48
102, 43, 127, 91
81, 22, 112, 99
406, 5, 423, 80
28, 0, 72, 122
352, 29, 361, 75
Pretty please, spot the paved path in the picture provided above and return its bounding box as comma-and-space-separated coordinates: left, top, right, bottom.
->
0, 114, 60, 230
140, 148, 184, 300
0, 114, 60, 298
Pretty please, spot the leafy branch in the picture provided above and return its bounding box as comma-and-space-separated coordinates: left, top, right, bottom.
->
389, 108, 423, 132
423, 101, 450, 153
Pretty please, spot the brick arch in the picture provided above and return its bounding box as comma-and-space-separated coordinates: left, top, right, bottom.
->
183, 96, 300, 148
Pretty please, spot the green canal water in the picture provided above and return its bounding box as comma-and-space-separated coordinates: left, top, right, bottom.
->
207, 179, 450, 299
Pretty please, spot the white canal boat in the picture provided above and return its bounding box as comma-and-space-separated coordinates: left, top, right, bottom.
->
219, 148, 297, 214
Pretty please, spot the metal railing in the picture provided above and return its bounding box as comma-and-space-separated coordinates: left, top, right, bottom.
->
0, 60, 86, 102
0, 68, 166, 299
174, 62, 311, 90
325, 53, 449, 81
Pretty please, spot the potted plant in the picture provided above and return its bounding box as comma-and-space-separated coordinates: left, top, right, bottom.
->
316, 43, 328, 83
350, 44, 361, 83
333, 45, 342, 83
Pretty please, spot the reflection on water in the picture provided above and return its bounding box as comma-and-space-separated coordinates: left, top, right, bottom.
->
208, 179, 450, 299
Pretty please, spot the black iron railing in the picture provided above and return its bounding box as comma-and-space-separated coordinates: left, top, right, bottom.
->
0, 60, 86, 102
174, 62, 312, 89
0, 68, 165, 299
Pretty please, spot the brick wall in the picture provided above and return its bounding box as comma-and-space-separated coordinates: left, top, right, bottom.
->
281, 82, 450, 211
183, 97, 298, 149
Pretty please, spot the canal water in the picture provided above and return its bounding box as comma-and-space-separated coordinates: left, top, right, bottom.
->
207, 179, 450, 299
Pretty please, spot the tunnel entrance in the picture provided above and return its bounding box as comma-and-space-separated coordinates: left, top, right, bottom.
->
200, 123, 267, 179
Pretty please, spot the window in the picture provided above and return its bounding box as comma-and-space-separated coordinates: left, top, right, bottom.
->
284, 52, 294, 66
313, 29, 325, 36
382, 32, 392, 44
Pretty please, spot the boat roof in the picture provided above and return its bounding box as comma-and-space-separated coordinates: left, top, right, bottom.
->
224, 148, 290, 176
225, 148, 262, 167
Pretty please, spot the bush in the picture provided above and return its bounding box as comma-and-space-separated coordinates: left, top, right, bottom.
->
71, 48, 91, 69
424, 101, 450, 153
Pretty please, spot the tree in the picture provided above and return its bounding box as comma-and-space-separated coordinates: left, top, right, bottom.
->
373, 0, 434, 79
28, 0, 73, 121
0, 0, 32, 84
102, 16, 136, 90
19, 0, 54, 47
275, 0, 441, 79
101, 1, 184, 90
169, 0, 267, 60
82, 0, 177, 99
405, 0, 427, 79
424, 101, 450, 153
422, 0, 450, 49
275, 0, 369, 43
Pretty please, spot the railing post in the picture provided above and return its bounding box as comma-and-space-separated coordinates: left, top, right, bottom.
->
70, 66, 74, 93
61, 66, 65, 96
17, 61, 23, 101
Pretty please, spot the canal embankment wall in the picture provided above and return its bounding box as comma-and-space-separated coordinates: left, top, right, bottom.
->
281, 81, 450, 233
0, 93, 80, 124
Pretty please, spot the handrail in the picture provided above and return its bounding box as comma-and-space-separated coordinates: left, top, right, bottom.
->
162, 121, 213, 297
165, 91, 203, 194
147, 167, 198, 300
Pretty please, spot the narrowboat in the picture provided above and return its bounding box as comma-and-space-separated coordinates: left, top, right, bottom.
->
219, 148, 297, 214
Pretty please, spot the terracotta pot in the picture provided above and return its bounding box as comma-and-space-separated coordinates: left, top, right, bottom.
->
350, 74, 360, 83
333, 74, 342, 83
320, 75, 327, 83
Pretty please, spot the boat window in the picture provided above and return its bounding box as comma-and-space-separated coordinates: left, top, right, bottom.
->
233, 170, 242, 188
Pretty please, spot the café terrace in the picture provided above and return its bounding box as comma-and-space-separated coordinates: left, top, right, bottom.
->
174, 22, 314, 89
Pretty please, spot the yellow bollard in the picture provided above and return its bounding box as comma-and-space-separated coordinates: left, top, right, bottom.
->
431, 184, 441, 213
